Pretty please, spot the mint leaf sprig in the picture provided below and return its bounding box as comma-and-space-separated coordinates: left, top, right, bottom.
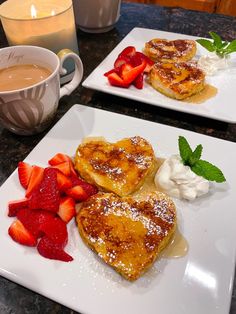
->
178, 136, 226, 183
196, 31, 236, 58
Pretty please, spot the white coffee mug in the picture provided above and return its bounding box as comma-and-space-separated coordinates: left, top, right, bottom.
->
73, 0, 121, 33
0, 45, 83, 135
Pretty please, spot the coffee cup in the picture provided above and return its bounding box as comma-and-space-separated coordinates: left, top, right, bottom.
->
0, 45, 83, 135
73, 0, 121, 33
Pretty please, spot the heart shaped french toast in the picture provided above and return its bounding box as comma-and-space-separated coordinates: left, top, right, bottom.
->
76, 191, 176, 281
143, 38, 197, 63
74, 136, 155, 196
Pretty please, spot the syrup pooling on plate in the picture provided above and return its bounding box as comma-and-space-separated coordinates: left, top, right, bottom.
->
185, 84, 218, 104
133, 157, 188, 258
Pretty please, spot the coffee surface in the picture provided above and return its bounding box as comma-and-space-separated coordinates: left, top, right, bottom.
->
0, 64, 52, 92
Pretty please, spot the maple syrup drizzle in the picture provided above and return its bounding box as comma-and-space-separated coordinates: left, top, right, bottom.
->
161, 227, 189, 258
79, 141, 189, 259
185, 84, 218, 104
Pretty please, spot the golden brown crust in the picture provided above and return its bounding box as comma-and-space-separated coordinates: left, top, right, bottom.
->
76, 192, 177, 281
148, 61, 205, 100
144, 38, 197, 63
74, 136, 155, 196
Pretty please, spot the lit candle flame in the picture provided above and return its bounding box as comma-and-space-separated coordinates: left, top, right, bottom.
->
30, 4, 37, 18
30, 4, 55, 18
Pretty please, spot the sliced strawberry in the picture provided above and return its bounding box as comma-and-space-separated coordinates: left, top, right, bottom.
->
70, 175, 98, 196
130, 52, 154, 73
25, 165, 44, 198
17, 208, 55, 238
69, 160, 78, 177
52, 161, 71, 176
57, 171, 72, 192
104, 67, 121, 77
114, 55, 130, 68
133, 72, 144, 89
39, 216, 68, 247
8, 198, 29, 217
121, 59, 147, 84
118, 46, 136, 58
107, 72, 130, 88
66, 185, 89, 201
37, 236, 73, 262
18, 161, 33, 189
48, 153, 71, 166
8, 220, 37, 246
120, 62, 134, 76
58, 197, 76, 223
29, 167, 60, 213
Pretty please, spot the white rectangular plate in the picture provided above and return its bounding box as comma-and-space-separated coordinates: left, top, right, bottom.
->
83, 27, 236, 123
0, 104, 235, 314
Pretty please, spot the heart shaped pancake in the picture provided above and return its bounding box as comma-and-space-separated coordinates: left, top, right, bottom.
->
74, 136, 155, 196
76, 191, 176, 281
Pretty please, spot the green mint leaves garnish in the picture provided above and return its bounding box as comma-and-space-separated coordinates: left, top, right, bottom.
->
178, 136, 226, 183
196, 31, 236, 58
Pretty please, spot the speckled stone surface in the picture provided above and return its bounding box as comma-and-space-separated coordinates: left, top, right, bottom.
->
0, 2, 235, 313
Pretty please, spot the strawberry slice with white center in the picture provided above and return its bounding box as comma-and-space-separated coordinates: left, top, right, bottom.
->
25, 165, 44, 198
8, 220, 37, 247
52, 161, 71, 176
18, 161, 33, 189
56, 171, 72, 192
65, 185, 89, 202
48, 153, 71, 166
58, 197, 76, 223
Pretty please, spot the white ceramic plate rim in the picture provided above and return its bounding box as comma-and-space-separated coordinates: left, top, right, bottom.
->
82, 27, 236, 123
0, 104, 236, 314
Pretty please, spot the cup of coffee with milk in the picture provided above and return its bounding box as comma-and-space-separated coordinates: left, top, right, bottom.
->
0, 45, 83, 135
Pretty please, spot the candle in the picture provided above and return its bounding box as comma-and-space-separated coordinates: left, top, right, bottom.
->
0, 0, 78, 82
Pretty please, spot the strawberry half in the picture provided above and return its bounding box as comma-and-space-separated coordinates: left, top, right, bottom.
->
25, 165, 44, 198
66, 185, 89, 202
133, 72, 144, 89
37, 236, 73, 262
107, 72, 130, 88
52, 161, 71, 176
29, 167, 60, 213
132, 52, 154, 73
8, 198, 29, 217
118, 46, 136, 58
114, 55, 130, 69
70, 175, 98, 196
17, 208, 55, 239
48, 153, 71, 166
58, 197, 76, 223
57, 171, 72, 192
8, 220, 37, 246
18, 161, 33, 189
39, 216, 68, 247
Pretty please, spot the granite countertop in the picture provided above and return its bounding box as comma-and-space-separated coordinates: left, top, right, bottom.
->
0, 2, 235, 313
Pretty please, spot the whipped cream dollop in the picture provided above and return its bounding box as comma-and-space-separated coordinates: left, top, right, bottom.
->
155, 155, 209, 201
198, 53, 229, 75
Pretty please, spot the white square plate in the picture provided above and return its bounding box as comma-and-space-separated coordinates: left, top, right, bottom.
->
0, 104, 235, 314
82, 27, 236, 123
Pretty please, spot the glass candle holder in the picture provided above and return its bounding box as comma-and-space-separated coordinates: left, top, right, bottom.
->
0, 0, 78, 83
